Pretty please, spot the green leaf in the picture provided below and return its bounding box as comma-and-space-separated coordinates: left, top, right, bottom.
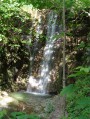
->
77, 97, 90, 106
0, 109, 7, 118
80, 67, 90, 73
77, 115, 90, 119
17, 114, 30, 119
11, 112, 25, 117
60, 84, 75, 97
10, 112, 40, 119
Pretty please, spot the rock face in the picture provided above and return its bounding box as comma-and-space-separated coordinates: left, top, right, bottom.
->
26, 8, 63, 94
47, 96, 66, 119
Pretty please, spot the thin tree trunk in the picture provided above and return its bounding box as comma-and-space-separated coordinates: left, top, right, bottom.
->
62, 1, 67, 117
62, 0, 66, 88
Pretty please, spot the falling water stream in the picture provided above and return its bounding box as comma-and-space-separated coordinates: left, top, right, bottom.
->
27, 11, 58, 95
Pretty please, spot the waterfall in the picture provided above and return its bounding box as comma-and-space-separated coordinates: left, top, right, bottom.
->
27, 11, 58, 94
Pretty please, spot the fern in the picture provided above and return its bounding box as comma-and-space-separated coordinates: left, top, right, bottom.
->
68, 66, 90, 78
60, 84, 75, 97
75, 115, 90, 119
76, 97, 90, 106
0, 109, 7, 119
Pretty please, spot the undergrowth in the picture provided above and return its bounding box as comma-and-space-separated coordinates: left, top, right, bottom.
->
0, 110, 40, 119
61, 66, 90, 119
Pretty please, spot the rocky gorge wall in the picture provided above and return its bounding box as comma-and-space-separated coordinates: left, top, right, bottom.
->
23, 7, 64, 93
24, 7, 87, 93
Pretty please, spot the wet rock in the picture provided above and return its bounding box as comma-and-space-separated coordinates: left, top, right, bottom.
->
0, 91, 8, 96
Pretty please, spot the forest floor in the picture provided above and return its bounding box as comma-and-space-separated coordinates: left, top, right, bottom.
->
0, 91, 66, 119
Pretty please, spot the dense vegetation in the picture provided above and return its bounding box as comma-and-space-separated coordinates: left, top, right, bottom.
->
0, 0, 90, 119
0, 1, 31, 89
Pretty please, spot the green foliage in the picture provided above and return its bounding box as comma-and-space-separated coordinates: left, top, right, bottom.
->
0, 111, 40, 119
60, 67, 90, 119
10, 112, 40, 119
16, 0, 90, 11
0, 0, 31, 85
17, 0, 61, 9
60, 84, 75, 98
0, 109, 7, 119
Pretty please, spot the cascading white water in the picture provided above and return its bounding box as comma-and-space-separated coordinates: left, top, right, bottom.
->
38, 12, 57, 94
27, 11, 57, 94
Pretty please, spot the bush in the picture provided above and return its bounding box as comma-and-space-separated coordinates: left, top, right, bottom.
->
61, 66, 90, 119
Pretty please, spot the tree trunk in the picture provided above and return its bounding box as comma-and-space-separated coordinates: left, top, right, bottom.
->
62, 0, 66, 88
